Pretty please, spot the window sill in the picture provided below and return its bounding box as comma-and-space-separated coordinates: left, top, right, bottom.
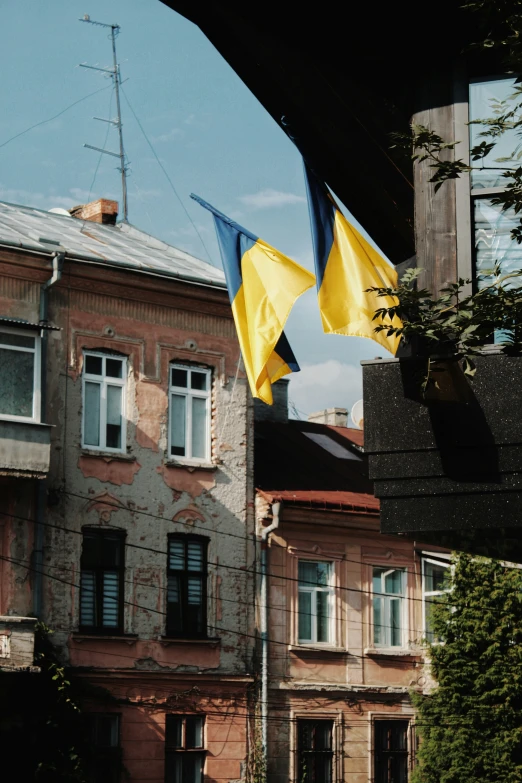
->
72, 632, 138, 643
0, 417, 53, 428
81, 449, 136, 462
364, 647, 421, 657
159, 636, 221, 647
164, 459, 217, 471
289, 644, 346, 654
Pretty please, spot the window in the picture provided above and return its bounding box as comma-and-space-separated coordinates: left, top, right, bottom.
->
80, 529, 125, 633
85, 713, 121, 783
469, 77, 522, 293
82, 352, 126, 452
372, 567, 405, 648
169, 365, 211, 462
165, 715, 205, 783
422, 557, 450, 642
0, 329, 40, 421
298, 561, 333, 644
374, 720, 409, 783
167, 536, 208, 638
297, 719, 333, 783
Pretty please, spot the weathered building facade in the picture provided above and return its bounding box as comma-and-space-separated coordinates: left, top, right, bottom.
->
255, 385, 449, 783
0, 198, 255, 782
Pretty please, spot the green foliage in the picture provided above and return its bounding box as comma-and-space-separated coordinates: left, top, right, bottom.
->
368, 265, 522, 388
412, 555, 522, 783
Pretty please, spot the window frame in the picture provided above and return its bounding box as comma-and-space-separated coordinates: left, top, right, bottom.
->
166, 534, 209, 639
296, 718, 334, 783
0, 327, 41, 423
422, 556, 451, 642
165, 714, 206, 783
372, 718, 411, 783
82, 351, 127, 454
372, 566, 406, 649
168, 364, 212, 464
79, 528, 126, 635
297, 559, 335, 645
84, 712, 121, 783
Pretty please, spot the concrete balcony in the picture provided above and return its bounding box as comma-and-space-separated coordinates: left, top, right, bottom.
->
0, 616, 39, 672
0, 418, 52, 477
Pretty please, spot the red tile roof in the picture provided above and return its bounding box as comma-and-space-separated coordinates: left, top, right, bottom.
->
327, 425, 364, 448
257, 489, 379, 515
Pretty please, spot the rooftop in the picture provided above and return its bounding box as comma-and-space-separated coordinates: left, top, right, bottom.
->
0, 200, 226, 289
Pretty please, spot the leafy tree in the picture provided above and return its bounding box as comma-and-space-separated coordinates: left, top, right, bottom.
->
412, 555, 522, 783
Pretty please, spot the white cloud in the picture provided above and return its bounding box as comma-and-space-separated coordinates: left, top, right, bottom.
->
288, 360, 363, 419
238, 188, 305, 210
152, 128, 183, 143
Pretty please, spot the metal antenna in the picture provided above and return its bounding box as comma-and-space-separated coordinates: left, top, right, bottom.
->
79, 15, 128, 221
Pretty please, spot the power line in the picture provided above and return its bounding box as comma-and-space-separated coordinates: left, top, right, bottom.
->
120, 85, 216, 266
0, 84, 111, 151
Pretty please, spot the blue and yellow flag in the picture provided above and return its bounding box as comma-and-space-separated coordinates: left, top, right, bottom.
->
304, 163, 401, 355
191, 194, 316, 404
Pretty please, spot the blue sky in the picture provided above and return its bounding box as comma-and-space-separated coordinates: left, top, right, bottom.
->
1, 0, 392, 419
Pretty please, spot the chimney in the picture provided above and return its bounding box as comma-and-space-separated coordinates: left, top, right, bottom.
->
254, 379, 289, 423
308, 408, 348, 427
69, 198, 118, 225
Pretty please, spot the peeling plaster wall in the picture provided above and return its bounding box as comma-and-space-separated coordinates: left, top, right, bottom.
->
40, 270, 255, 677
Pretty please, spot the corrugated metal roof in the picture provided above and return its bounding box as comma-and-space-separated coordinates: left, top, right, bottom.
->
0, 201, 226, 289
0, 316, 60, 331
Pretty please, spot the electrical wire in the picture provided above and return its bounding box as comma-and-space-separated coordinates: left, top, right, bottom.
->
120, 85, 216, 266
0, 84, 112, 151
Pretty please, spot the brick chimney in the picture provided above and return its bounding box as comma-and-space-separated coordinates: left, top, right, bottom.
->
308, 408, 348, 427
69, 198, 118, 225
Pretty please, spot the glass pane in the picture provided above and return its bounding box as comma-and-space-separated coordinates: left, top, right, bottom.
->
167, 574, 180, 604
184, 753, 203, 783
474, 198, 522, 288
384, 569, 403, 595
298, 561, 330, 587
186, 717, 204, 748
298, 591, 312, 641
316, 590, 329, 643
187, 577, 202, 606
390, 598, 402, 646
80, 570, 96, 626
171, 368, 188, 388
106, 385, 122, 449
373, 596, 384, 645
424, 561, 447, 593
469, 77, 518, 189
373, 568, 383, 595
187, 541, 203, 572
96, 715, 119, 747
315, 722, 332, 751
191, 371, 208, 391
85, 355, 103, 375
169, 539, 185, 570
106, 358, 123, 378
101, 534, 122, 567
191, 397, 207, 459
166, 716, 183, 748
84, 382, 101, 446
170, 394, 186, 456
102, 571, 119, 627
0, 332, 35, 349
0, 347, 34, 417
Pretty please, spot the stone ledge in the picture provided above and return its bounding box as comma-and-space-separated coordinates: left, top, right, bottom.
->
364, 647, 421, 657
80, 449, 136, 462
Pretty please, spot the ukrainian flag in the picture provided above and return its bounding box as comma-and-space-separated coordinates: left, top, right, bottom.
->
304, 163, 401, 355
191, 194, 316, 405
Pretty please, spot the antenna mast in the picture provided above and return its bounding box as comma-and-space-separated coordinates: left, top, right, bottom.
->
79, 15, 128, 221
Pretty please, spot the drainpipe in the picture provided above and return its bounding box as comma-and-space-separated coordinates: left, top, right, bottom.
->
33, 251, 64, 618
260, 500, 281, 768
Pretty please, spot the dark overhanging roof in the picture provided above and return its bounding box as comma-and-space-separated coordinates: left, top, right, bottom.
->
163, 1, 481, 263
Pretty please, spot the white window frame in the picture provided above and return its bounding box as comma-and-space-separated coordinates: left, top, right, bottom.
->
0, 327, 41, 423
372, 567, 406, 649
422, 556, 451, 642
297, 559, 334, 645
168, 364, 211, 464
82, 351, 127, 453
